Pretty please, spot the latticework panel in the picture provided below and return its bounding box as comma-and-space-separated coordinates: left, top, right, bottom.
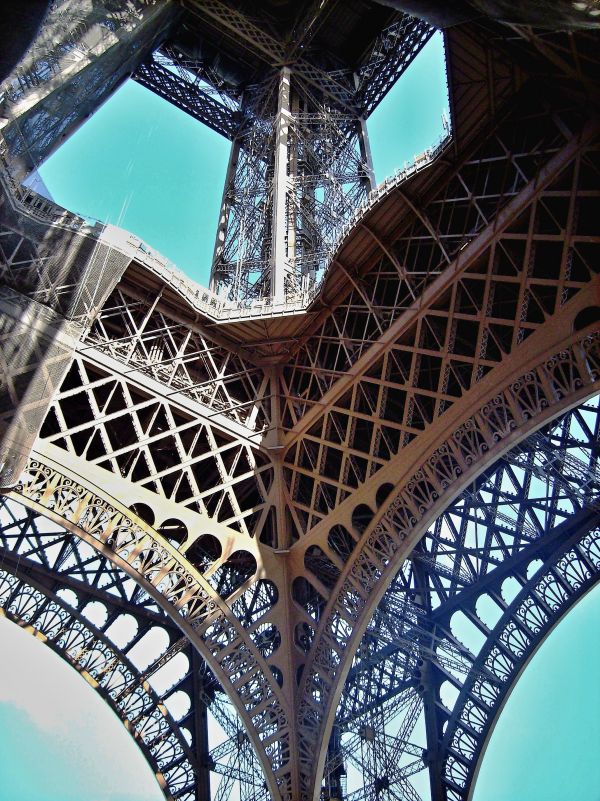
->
40, 353, 274, 540
282, 97, 599, 538
86, 284, 271, 432
38, 276, 277, 543
0, 186, 131, 322
0, 163, 131, 485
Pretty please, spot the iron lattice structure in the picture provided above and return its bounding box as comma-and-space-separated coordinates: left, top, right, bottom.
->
134, 2, 434, 303
0, 3, 600, 801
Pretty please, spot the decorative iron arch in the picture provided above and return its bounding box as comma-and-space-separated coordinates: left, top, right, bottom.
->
296, 303, 600, 799
441, 517, 600, 799
321, 393, 600, 801
0, 567, 197, 800
287, 110, 600, 798
3, 457, 290, 801
0, 494, 273, 801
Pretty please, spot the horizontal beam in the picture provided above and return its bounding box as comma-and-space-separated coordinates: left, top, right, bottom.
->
134, 57, 242, 139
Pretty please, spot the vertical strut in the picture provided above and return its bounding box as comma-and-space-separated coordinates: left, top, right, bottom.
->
192, 648, 213, 801
357, 116, 376, 192
211, 139, 241, 295
272, 68, 292, 304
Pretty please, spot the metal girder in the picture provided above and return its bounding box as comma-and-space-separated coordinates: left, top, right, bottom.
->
284, 0, 342, 59
134, 56, 242, 140
329, 398, 600, 801
282, 105, 599, 528
6, 439, 293, 801
182, 0, 287, 66
356, 15, 434, 116
181, 0, 358, 114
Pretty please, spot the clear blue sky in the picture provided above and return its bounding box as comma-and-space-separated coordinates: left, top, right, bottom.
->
3, 32, 599, 801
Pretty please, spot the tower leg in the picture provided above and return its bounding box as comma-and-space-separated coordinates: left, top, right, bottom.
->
271, 68, 292, 305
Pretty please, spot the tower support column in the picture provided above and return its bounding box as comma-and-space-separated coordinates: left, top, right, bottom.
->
271, 67, 292, 304
358, 116, 376, 191
210, 138, 241, 296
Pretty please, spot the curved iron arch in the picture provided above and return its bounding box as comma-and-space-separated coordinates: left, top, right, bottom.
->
441, 517, 600, 799
323, 393, 600, 801
297, 311, 600, 798
2, 461, 290, 801
290, 106, 600, 797
0, 567, 197, 801
0, 495, 274, 801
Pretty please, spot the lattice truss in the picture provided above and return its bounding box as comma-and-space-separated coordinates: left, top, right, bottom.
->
0, 147, 131, 486
0, 196, 130, 323
214, 108, 377, 300
41, 281, 277, 543
325, 395, 600, 801
211, 118, 277, 301
0, 497, 269, 801
281, 94, 600, 537
0, 0, 433, 304
134, 47, 243, 140
211, 85, 376, 302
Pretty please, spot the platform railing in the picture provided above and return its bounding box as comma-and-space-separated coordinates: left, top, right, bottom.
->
0, 128, 451, 322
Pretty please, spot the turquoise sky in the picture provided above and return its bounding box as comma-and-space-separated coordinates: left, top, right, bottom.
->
2, 32, 599, 801
473, 584, 600, 801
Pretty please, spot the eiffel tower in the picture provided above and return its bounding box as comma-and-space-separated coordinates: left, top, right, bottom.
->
0, 2, 599, 801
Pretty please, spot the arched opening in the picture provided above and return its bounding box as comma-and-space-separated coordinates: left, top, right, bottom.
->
472, 583, 600, 801
0, 616, 164, 801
